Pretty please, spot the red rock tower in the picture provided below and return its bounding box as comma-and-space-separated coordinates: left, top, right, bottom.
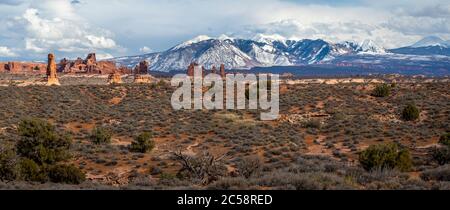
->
187, 63, 197, 77
220, 64, 226, 78
136, 60, 149, 75
46, 53, 60, 86
134, 60, 152, 83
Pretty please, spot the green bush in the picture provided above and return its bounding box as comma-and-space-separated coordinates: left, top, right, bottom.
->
432, 146, 450, 165
18, 158, 47, 182
439, 133, 450, 147
401, 104, 420, 121
372, 84, 391, 97
129, 132, 155, 153
359, 143, 412, 172
17, 118, 72, 164
90, 127, 112, 145
0, 149, 18, 181
47, 164, 86, 184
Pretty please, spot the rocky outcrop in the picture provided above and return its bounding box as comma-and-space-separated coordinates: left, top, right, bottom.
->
133, 60, 152, 83
58, 53, 131, 75
46, 53, 60, 86
134, 75, 153, 84
108, 72, 123, 84
0, 62, 46, 74
134, 60, 149, 75
187, 63, 226, 78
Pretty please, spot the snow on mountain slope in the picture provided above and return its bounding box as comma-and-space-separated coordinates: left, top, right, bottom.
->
112, 35, 413, 72
411, 36, 448, 48
172, 35, 212, 50
390, 36, 450, 56
357, 39, 386, 54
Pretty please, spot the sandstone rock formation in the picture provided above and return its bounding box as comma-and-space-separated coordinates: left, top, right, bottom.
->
0, 62, 46, 74
187, 63, 225, 78
187, 62, 207, 77
220, 64, 226, 78
133, 60, 152, 83
187, 63, 197, 77
58, 53, 130, 75
46, 53, 60, 86
134, 75, 153, 84
134, 60, 149, 75
108, 72, 123, 84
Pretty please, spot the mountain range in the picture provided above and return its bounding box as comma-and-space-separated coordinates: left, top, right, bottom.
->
112, 35, 450, 72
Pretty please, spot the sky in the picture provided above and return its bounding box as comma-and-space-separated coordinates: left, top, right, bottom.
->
0, 0, 449, 61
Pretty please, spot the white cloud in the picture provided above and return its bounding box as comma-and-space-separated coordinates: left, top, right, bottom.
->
139, 46, 152, 53
3, 3, 121, 60
85, 35, 117, 49
18, 8, 118, 52
0, 46, 17, 57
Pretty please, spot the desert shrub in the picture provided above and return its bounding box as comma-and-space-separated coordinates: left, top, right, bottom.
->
47, 164, 86, 184
439, 133, 450, 147
17, 118, 72, 164
174, 152, 227, 184
432, 146, 450, 165
372, 84, 391, 97
401, 104, 420, 121
0, 149, 18, 181
90, 127, 112, 145
420, 165, 450, 181
129, 132, 155, 153
359, 143, 412, 172
302, 119, 322, 129
18, 158, 47, 182
236, 157, 261, 178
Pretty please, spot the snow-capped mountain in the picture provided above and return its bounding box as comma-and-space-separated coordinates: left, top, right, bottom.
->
410, 36, 449, 48
391, 36, 450, 56
357, 40, 387, 54
112, 35, 405, 72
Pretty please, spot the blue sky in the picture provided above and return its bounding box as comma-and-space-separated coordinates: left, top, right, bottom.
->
0, 0, 449, 60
